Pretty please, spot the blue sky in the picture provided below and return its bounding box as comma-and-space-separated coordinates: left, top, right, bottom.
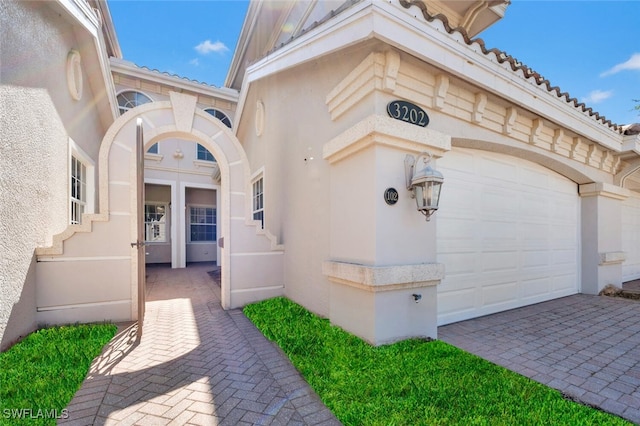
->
108, 0, 640, 125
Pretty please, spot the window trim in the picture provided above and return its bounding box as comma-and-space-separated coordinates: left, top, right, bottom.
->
251, 169, 264, 229
69, 138, 95, 225
187, 204, 217, 244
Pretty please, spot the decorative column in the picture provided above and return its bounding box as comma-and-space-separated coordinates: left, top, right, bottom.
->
579, 182, 629, 294
322, 114, 450, 345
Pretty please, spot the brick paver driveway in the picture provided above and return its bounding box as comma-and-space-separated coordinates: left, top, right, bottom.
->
439, 295, 640, 424
61, 264, 339, 425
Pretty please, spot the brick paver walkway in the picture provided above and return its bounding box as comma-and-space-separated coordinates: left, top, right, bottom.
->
61, 264, 340, 425
439, 294, 640, 424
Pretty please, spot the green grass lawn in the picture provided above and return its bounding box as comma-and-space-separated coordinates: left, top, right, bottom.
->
0, 323, 117, 425
244, 297, 630, 426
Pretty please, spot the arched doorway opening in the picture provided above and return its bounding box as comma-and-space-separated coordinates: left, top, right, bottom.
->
97, 92, 283, 315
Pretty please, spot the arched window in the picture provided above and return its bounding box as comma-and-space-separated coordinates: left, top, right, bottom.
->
117, 91, 157, 153
204, 108, 232, 128
117, 90, 152, 114
198, 109, 232, 161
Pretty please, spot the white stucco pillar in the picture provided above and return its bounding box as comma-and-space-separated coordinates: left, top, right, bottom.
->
579, 182, 629, 294
322, 115, 450, 345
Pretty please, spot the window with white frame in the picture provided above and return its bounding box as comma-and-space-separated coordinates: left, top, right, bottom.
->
252, 176, 264, 228
70, 155, 87, 224
69, 138, 94, 225
189, 206, 216, 242
117, 90, 157, 153
144, 203, 167, 242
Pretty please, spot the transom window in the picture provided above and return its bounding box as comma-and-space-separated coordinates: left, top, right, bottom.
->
252, 177, 264, 229
189, 206, 217, 242
117, 91, 157, 153
144, 204, 167, 242
70, 156, 86, 224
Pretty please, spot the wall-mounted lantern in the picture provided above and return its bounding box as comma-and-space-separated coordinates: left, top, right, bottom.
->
405, 152, 444, 221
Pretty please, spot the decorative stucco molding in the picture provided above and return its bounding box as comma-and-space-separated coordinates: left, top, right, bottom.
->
529, 119, 543, 144
383, 50, 401, 92
578, 182, 630, 200
255, 100, 264, 136
323, 260, 444, 292
325, 51, 395, 121
170, 92, 197, 133
322, 114, 451, 164
503, 107, 516, 135
66, 49, 83, 101
433, 74, 449, 110
398, 0, 622, 132
472, 92, 487, 124
599, 251, 626, 265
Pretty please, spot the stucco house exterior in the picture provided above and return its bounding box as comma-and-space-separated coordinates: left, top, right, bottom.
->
2, 0, 640, 350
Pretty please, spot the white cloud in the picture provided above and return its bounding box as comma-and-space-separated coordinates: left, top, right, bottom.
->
189, 58, 199, 66
600, 53, 640, 77
582, 89, 613, 104
194, 40, 228, 55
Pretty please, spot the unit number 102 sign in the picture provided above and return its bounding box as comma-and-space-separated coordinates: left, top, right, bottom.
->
387, 100, 429, 127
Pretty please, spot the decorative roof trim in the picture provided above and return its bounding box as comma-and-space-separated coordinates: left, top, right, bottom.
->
398, 0, 623, 133
110, 58, 239, 102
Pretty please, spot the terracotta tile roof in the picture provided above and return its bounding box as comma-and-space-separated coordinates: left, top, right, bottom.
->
399, 0, 623, 133
136, 65, 222, 88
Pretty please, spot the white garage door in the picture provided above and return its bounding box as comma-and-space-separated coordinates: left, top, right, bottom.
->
622, 193, 640, 282
437, 148, 580, 325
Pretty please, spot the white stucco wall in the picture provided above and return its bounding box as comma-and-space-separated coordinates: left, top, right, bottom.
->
0, 1, 107, 349
236, 44, 378, 317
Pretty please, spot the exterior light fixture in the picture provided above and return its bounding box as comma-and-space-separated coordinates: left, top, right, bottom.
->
405, 152, 444, 221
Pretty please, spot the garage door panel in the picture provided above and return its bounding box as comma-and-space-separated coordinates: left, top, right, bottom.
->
522, 250, 549, 268
480, 156, 518, 181
481, 251, 517, 272
552, 274, 577, 292
482, 190, 519, 216
437, 252, 476, 275
441, 184, 476, 210
481, 221, 517, 242
482, 280, 518, 307
520, 167, 550, 189
553, 249, 577, 266
521, 277, 551, 298
437, 148, 579, 325
439, 287, 476, 313
520, 195, 549, 217
438, 216, 475, 241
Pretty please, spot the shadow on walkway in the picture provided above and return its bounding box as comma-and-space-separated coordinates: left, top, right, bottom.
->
61, 263, 339, 425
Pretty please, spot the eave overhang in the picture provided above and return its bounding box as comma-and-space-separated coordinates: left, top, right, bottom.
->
235, 0, 626, 155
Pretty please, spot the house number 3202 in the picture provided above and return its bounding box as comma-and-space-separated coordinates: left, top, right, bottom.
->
387, 100, 429, 127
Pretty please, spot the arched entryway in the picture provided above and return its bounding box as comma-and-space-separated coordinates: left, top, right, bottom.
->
100, 91, 284, 313
35, 92, 284, 329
